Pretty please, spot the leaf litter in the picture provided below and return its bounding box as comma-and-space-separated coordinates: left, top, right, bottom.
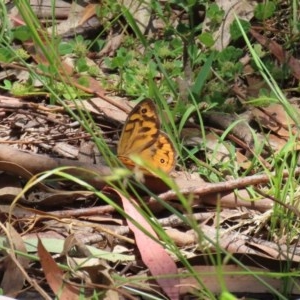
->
0, 1, 300, 299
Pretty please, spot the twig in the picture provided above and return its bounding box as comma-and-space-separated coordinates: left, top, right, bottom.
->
155, 168, 300, 201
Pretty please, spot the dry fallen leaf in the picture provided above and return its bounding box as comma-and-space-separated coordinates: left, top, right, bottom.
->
203, 0, 256, 50
117, 191, 180, 300
37, 237, 80, 300
0, 224, 29, 296
179, 265, 300, 295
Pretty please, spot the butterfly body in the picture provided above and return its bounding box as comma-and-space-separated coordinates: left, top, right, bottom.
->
117, 99, 176, 174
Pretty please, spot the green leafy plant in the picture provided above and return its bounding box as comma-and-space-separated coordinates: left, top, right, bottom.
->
206, 3, 224, 25
255, 1, 276, 20
230, 19, 251, 40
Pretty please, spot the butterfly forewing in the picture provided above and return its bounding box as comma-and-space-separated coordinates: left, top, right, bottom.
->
117, 99, 176, 174
117, 99, 160, 156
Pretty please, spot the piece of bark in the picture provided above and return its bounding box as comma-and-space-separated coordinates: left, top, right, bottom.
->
0, 144, 110, 189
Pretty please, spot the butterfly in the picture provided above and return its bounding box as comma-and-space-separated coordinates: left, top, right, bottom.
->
117, 99, 176, 174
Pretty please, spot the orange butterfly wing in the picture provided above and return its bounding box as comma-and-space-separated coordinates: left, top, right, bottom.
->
117, 99, 176, 174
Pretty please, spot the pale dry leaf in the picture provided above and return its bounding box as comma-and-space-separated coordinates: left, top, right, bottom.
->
121, 0, 151, 33
262, 103, 296, 126
252, 105, 293, 138
179, 265, 300, 295
30, 0, 71, 19
49, 1, 85, 36
70, 97, 129, 122
235, 151, 251, 169
198, 189, 274, 212
205, 132, 231, 165
78, 3, 97, 26
53, 142, 79, 159
247, 242, 300, 262
181, 128, 230, 165
267, 133, 289, 152
203, 0, 256, 50
165, 228, 196, 247
99, 33, 124, 57
173, 171, 206, 190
